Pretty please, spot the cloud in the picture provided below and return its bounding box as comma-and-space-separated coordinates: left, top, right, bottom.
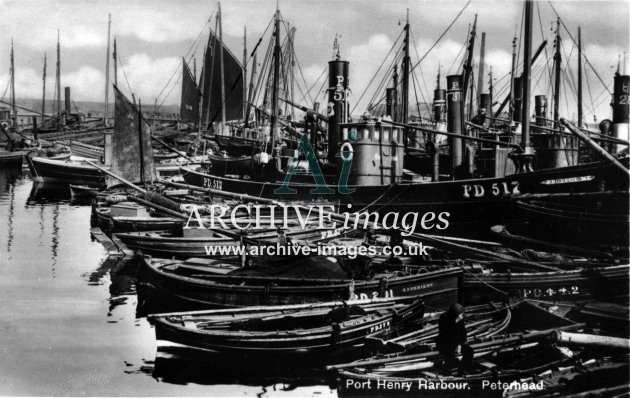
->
115, 54, 181, 106
346, 34, 395, 111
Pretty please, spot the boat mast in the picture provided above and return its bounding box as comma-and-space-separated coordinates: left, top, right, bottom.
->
218, 2, 226, 131
243, 26, 247, 120
105, 14, 111, 126
519, 0, 534, 172
56, 31, 61, 118
401, 9, 410, 148
461, 14, 477, 123
508, 36, 517, 121
553, 17, 561, 129
577, 26, 582, 127
10, 39, 16, 127
244, 51, 256, 127
270, 9, 281, 148
42, 53, 47, 116
138, 99, 145, 183
113, 38, 118, 87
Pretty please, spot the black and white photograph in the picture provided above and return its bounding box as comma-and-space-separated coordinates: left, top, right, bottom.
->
0, 0, 629, 396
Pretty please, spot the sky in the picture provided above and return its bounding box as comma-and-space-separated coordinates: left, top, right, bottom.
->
0, 0, 628, 122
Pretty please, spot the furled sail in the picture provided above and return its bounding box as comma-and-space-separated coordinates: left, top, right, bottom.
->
180, 58, 201, 123
110, 85, 156, 186
200, 31, 244, 124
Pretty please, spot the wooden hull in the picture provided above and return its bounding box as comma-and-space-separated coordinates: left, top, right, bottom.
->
181, 158, 628, 230
93, 207, 182, 234
26, 156, 106, 187
214, 135, 260, 157
463, 264, 630, 304
516, 195, 629, 248
151, 297, 424, 356
27, 156, 194, 186
206, 153, 253, 176
0, 151, 24, 168
115, 226, 344, 258
69, 141, 102, 160
138, 256, 462, 311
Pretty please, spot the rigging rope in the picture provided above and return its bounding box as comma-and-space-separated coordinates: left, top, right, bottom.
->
407, 0, 472, 76
351, 28, 404, 114
547, 0, 612, 95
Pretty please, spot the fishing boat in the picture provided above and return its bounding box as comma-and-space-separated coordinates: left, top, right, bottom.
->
204, 152, 254, 177
150, 296, 424, 359
504, 357, 629, 398
92, 203, 183, 234
27, 86, 198, 187
182, 5, 629, 234
462, 263, 630, 304
138, 254, 462, 311
514, 192, 630, 249
114, 222, 344, 258
0, 150, 23, 169
364, 302, 511, 354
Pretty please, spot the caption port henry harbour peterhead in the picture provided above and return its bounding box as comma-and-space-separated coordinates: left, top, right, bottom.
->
0, 0, 629, 397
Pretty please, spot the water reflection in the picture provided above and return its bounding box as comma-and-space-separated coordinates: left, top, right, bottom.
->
27, 182, 72, 205
151, 345, 331, 389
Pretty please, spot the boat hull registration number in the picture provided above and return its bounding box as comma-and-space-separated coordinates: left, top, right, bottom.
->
203, 177, 223, 190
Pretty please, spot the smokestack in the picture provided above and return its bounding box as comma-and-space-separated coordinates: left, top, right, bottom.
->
327, 59, 349, 163
447, 74, 463, 175
612, 74, 630, 152
64, 87, 71, 114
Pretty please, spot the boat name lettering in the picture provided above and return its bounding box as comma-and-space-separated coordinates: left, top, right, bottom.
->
402, 283, 434, 293
353, 289, 395, 300
521, 286, 580, 298
462, 181, 520, 198
540, 175, 595, 185
368, 320, 391, 334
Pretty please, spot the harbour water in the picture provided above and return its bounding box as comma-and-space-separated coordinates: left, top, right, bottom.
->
0, 167, 335, 397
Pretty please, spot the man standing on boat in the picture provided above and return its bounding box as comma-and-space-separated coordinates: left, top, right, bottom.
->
437, 303, 472, 371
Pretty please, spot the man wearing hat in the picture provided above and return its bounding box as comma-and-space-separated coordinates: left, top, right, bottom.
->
437, 303, 471, 370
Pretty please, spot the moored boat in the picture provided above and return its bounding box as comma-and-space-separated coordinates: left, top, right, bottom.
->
150, 296, 425, 358
138, 254, 462, 311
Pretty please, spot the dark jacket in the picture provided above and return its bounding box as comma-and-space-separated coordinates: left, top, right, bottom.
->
436, 311, 467, 355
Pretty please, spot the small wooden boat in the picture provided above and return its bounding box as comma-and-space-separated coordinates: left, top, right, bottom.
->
205, 152, 253, 176
27, 155, 200, 186
138, 254, 462, 311
71, 140, 183, 161
92, 205, 182, 233
515, 194, 629, 249
504, 357, 629, 398
115, 222, 344, 258
463, 263, 630, 304
26, 155, 106, 187
214, 134, 261, 157
364, 302, 511, 354
150, 296, 425, 358
332, 328, 579, 393
0, 150, 24, 168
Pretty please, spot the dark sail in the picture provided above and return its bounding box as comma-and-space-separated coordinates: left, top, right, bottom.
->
111, 85, 156, 185
180, 58, 201, 123
200, 31, 244, 124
